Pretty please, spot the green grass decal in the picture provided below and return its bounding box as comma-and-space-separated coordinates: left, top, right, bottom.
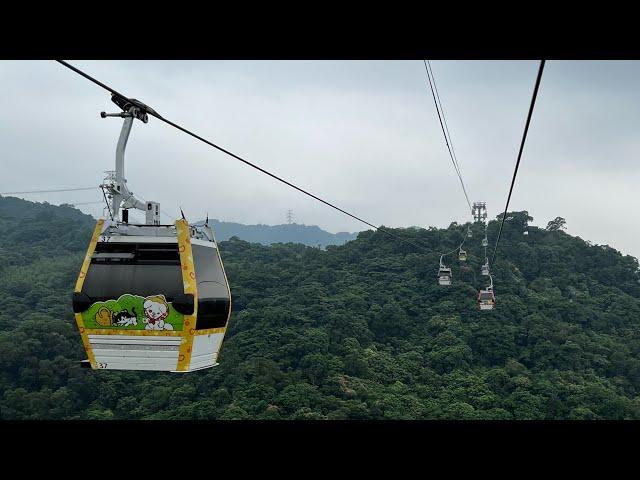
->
81, 293, 184, 331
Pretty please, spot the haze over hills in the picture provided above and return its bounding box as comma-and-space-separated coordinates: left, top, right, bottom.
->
194, 219, 358, 248
0, 195, 359, 248
3, 196, 640, 420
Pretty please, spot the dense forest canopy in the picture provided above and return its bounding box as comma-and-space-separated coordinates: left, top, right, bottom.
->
1, 195, 640, 419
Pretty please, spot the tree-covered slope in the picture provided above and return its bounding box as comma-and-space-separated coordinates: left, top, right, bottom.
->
1, 197, 640, 420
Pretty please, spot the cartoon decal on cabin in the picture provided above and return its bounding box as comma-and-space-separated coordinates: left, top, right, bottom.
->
142, 295, 173, 330
82, 294, 183, 331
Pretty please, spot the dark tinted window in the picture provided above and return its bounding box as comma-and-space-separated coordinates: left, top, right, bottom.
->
196, 298, 231, 329
83, 264, 183, 301
92, 242, 180, 265
191, 244, 230, 330
83, 242, 182, 301
192, 244, 226, 285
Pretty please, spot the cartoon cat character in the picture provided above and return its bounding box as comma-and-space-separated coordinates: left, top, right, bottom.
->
143, 295, 173, 331
94, 306, 138, 327
113, 307, 138, 327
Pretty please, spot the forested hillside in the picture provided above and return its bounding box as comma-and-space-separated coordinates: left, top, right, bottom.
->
2, 195, 640, 420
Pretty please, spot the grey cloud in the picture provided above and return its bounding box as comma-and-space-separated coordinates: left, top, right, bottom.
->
0, 60, 638, 259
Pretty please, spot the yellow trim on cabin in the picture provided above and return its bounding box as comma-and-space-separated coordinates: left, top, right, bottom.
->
75, 219, 104, 369
175, 219, 198, 371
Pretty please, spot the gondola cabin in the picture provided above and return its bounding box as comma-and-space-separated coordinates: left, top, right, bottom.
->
481, 263, 490, 276
72, 218, 231, 372
438, 266, 452, 286
477, 288, 496, 310
458, 249, 467, 262
482, 237, 488, 247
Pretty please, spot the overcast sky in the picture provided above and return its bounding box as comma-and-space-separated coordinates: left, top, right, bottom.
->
1, 60, 638, 260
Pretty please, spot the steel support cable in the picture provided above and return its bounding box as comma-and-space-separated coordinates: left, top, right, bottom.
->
69, 200, 104, 206
484, 225, 489, 263
491, 60, 545, 266
425, 61, 463, 182
484, 224, 489, 266
55, 60, 433, 255
423, 61, 475, 266
438, 226, 469, 265
442, 242, 463, 259
427, 61, 465, 185
1, 187, 98, 195
422, 60, 473, 214
423, 61, 465, 186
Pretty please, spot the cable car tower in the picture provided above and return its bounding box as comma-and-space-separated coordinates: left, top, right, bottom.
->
472, 202, 487, 224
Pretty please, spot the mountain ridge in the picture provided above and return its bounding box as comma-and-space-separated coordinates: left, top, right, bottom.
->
193, 218, 358, 248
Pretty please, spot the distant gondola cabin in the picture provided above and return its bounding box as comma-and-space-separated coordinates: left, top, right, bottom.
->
477, 288, 496, 310
438, 266, 452, 286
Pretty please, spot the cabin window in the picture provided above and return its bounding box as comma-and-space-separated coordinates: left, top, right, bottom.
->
191, 244, 230, 330
195, 298, 230, 329
82, 242, 183, 301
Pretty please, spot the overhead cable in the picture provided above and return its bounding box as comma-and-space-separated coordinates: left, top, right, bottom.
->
491, 60, 545, 265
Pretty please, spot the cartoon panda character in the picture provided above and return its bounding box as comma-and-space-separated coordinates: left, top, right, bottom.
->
143, 295, 173, 331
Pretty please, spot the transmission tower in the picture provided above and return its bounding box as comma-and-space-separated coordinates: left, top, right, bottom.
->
472, 202, 487, 223
286, 209, 294, 224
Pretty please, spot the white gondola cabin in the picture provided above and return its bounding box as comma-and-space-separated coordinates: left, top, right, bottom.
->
71, 93, 231, 372
458, 248, 467, 262
477, 286, 496, 310
73, 219, 231, 372
438, 265, 452, 286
